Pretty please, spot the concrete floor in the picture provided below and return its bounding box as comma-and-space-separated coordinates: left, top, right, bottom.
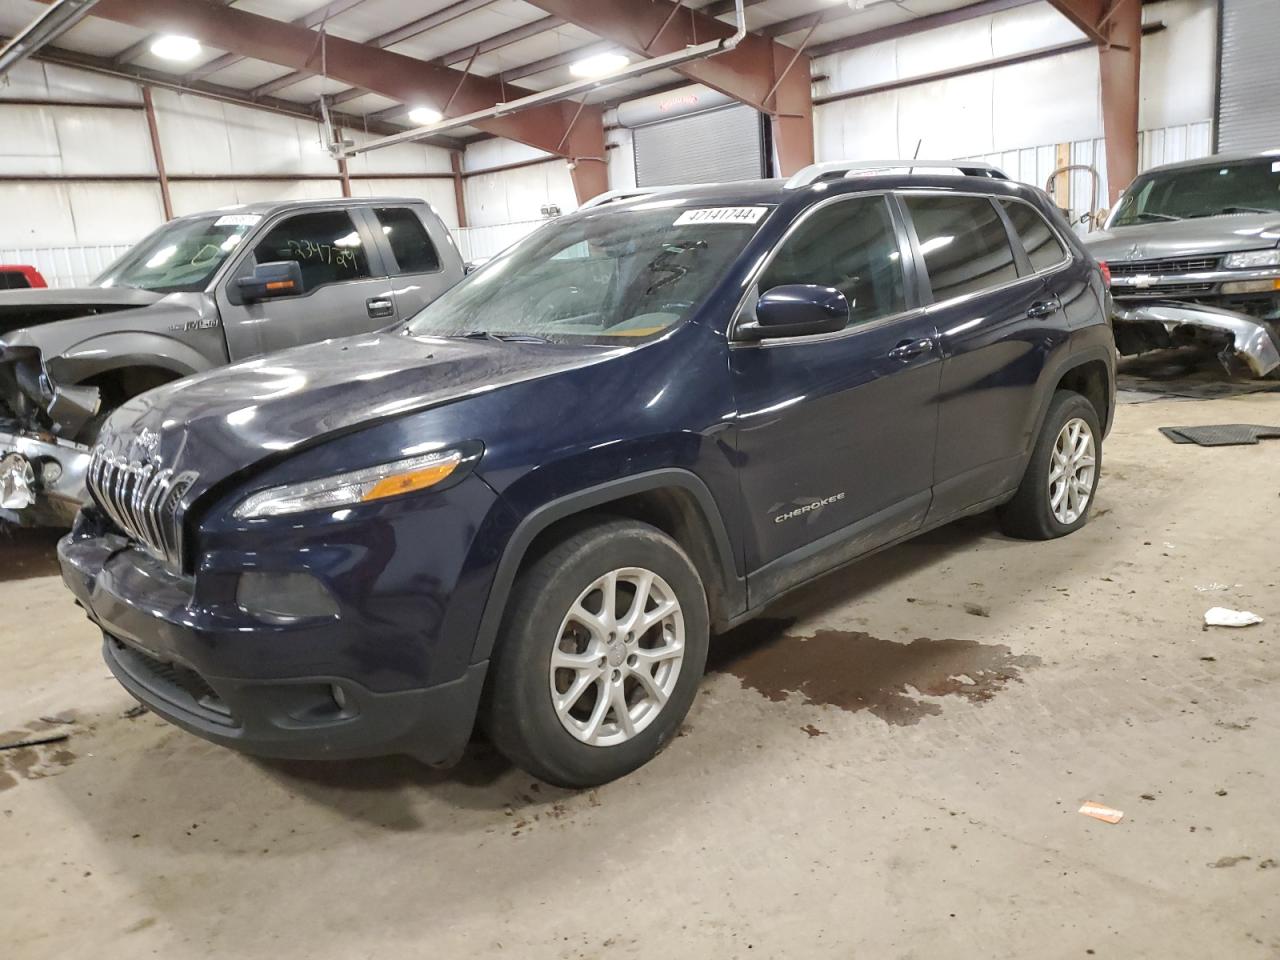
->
2, 381, 1278, 959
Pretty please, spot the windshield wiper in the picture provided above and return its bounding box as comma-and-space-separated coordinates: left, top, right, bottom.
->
455, 331, 551, 344
1219, 206, 1276, 215
1125, 212, 1182, 223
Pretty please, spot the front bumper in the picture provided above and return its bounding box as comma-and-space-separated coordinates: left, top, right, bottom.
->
58, 516, 491, 764
0, 429, 90, 527
1113, 301, 1280, 378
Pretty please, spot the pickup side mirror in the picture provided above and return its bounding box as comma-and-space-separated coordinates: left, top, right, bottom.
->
236, 261, 305, 302
738, 284, 849, 341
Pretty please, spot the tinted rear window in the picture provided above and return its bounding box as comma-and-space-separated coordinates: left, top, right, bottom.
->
904, 195, 1020, 301
1000, 200, 1068, 272
375, 207, 441, 275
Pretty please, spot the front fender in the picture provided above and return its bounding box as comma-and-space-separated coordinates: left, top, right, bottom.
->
45, 331, 217, 384
465, 466, 744, 666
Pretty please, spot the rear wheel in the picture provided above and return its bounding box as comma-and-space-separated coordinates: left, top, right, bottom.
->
999, 390, 1102, 540
486, 518, 709, 788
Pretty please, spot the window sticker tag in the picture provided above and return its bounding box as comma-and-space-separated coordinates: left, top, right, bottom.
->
673, 206, 768, 226
1272, 161, 1280, 174
215, 214, 262, 227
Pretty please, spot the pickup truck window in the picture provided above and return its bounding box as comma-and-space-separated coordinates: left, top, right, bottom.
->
96, 215, 258, 293
0, 270, 32, 290
1110, 158, 1280, 226
759, 195, 906, 329
374, 207, 441, 275
403, 205, 770, 345
1000, 200, 1068, 273
904, 195, 1020, 301
253, 211, 372, 291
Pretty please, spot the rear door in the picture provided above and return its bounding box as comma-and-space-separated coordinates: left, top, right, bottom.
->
729, 193, 942, 601
899, 192, 1070, 521
217, 207, 399, 360
364, 205, 461, 317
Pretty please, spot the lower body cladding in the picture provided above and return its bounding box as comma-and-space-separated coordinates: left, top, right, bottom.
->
57, 495, 496, 765
0, 429, 90, 526
1113, 300, 1280, 379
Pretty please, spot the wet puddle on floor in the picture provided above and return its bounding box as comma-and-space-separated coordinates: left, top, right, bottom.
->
0, 527, 63, 582
708, 619, 1041, 725
0, 721, 80, 791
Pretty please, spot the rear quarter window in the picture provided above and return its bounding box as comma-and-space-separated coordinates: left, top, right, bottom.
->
1000, 200, 1068, 272
374, 207, 441, 275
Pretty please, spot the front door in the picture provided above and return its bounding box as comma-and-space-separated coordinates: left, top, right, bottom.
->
217, 207, 400, 361
729, 193, 942, 602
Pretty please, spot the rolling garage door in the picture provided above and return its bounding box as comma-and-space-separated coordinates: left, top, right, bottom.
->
1217, 0, 1280, 152
632, 103, 765, 187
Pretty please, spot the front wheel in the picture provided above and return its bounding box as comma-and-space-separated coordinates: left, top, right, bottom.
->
999, 390, 1102, 540
485, 518, 710, 788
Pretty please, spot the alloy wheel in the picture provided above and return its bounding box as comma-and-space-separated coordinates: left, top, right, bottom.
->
549, 567, 685, 747
1048, 417, 1096, 525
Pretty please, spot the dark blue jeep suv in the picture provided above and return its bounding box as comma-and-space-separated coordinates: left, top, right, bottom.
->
59, 162, 1115, 787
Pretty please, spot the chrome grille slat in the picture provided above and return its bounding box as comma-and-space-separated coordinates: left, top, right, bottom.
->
86, 446, 197, 569
1109, 256, 1220, 277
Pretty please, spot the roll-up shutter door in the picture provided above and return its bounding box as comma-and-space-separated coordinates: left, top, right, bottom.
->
1217, 0, 1280, 153
632, 104, 764, 187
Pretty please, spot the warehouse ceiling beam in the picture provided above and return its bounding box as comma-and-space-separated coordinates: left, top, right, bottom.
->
64, 0, 609, 201
250, 0, 497, 99
522, 0, 815, 176
0, 0, 99, 78
7, 37, 467, 149
1047, 0, 1142, 202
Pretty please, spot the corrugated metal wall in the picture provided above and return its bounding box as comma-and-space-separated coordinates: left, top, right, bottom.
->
1217, 0, 1280, 153
0, 60, 459, 256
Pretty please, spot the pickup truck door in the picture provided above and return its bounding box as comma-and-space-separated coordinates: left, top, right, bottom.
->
360, 205, 462, 318
216, 207, 401, 360
729, 193, 941, 602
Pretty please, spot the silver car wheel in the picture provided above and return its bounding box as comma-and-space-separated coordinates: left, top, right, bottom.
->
1048, 417, 1096, 525
549, 567, 685, 747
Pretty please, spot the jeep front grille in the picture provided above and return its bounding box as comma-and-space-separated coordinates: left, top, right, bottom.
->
86, 448, 197, 566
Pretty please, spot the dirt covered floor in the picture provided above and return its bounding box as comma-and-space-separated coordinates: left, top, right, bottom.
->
2, 375, 1278, 959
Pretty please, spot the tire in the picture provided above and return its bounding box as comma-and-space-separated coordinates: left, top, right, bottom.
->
485, 517, 710, 788
999, 390, 1102, 540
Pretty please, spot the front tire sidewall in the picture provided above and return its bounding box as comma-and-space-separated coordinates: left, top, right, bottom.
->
490, 523, 709, 788
1033, 392, 1102, 537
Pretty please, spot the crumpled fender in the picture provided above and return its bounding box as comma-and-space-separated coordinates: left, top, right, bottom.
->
44, 330, 214, 384
1114, 302, 1280, 377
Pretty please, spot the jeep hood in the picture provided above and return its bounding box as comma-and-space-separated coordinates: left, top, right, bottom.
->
0, 286, 162, 336
95, 332, 616, 494
1084, 212, 1280, 262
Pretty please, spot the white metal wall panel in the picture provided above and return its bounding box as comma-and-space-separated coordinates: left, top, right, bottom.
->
454, 220, 545, 263
347, 178, 459, 229
1218, 0, 1280, 153
344, 130, 453, 176
0, 182, 163, 246
462, 159, 577, 228
168, 179, 344, 217
54, 107, 156, 176
632, 105, 763, 186
0, 60, 140, 104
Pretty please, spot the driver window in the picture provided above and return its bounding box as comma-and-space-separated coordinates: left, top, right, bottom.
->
759, 196, 907, 328
252, 211, 372, 292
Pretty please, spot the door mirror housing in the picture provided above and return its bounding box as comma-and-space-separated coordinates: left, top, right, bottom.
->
738, 284, 850, 341
236, 261, 305, 302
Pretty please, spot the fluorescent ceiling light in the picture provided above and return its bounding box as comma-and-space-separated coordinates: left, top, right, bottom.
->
150, 35, 202, 61
570, 52, 630, 79
408, 106, 443, 125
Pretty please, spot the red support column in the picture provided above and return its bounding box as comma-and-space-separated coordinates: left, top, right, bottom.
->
1099, 0, 1141, 204
141, 86, 173, 221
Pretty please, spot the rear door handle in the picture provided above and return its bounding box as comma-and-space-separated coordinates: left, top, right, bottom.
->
889, 337, 935, 361
366, 297, 395, 319
1026, 299, 1062, 319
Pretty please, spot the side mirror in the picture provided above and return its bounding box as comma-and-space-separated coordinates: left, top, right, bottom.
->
236, 261, 304, 302
738, 284, 849, 341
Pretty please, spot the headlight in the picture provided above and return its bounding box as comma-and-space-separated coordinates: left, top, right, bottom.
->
1223, 249, 1280, 269
233, 447, 472, 519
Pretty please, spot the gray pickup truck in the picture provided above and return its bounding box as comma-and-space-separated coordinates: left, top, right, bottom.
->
1, 197, 463, 526
1084, 152, 1280, 378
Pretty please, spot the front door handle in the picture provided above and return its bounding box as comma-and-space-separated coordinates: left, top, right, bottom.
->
889, 337, 934, 361
366, 297, 395, 319
1026, 299, 1062, 319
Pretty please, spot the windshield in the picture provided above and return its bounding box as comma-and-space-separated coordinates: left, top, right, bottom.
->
1110, 158, 1280, 227
403, 203, 772, 344
95, 214, 261, 293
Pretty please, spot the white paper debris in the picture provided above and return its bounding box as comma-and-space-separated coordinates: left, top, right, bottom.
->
1204, 607, 1264, 628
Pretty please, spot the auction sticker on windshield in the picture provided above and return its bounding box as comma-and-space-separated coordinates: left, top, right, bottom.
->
214, 214, 262, 227
673, 207, 769, 226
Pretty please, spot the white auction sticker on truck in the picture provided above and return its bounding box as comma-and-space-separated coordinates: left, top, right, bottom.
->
214, 214, 262, 227
673, 207, 769, 226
